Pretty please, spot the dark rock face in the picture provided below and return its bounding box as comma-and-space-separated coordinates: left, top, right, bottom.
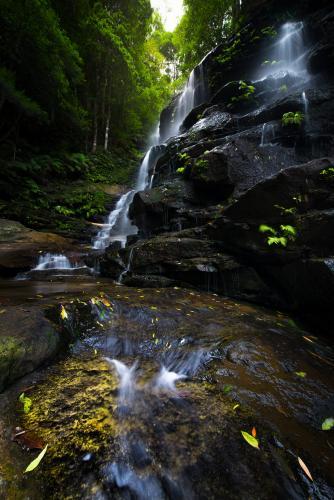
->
100, 4, 334, 332
0, 307, 60, 391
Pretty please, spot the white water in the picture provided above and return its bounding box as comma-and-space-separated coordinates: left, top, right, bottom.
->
93, 63, 207, 251
104, 358, 138, 403
154, 366, 186, 392
118, 247, 135, 284
260, 123, 276, 147
92, 127, 160, 250
33, 253, 78, 271
257, 22, 309, 81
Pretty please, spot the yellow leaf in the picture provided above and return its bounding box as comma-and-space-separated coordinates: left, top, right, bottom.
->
24, 445, 48, 473
233, 404, 240, 410
60, 305, 68, 321
297, 457, 313, 481
241, 431, 259, 449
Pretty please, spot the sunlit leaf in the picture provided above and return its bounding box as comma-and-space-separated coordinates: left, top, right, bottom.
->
297, 456, 313, 481
295, 371, 306, 378
322, 418, 334, 431
60, 305, 68, 320
241, 431, 259, 449
19, 393, 32, 414
24, 444, 48, 473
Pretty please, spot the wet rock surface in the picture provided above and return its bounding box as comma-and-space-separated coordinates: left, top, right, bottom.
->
0, 219, 77, 276
0, 281, 333, 499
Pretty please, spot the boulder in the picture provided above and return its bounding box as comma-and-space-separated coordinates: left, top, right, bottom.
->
0, 307, 60, 392
0, 219, 75, 275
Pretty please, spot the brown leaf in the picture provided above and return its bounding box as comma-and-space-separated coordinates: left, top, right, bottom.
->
298, 456, 313, 481
251, 427, 257, 438
12, 430, 44, 450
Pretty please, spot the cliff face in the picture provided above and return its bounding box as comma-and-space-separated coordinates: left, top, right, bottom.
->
102, 2, 334, 333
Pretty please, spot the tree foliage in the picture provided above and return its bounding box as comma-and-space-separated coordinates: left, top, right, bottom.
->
0, 0, 173, 157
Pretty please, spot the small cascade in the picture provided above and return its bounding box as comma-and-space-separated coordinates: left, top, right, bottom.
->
92, 127, 161, 251
104, 358, 138, 403
154, 366, 186, 392
257, 21, 309, 81
33, 253, 78, 271
118, 247, 135, 284
302, 90, 309, 126
162, 63, 207, 141
260, 123, 276, 147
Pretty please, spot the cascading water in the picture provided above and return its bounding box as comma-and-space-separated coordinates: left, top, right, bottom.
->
33, 253, 78, 271
260, 123, 277, 147
257, 21, 309, 81
93, 62, 207, 252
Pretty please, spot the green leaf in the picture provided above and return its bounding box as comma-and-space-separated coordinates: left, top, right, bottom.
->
223, 384, 233, 394
19, 393, 32, 414
322, 418, 334, 431
241, 431, 259, 449
295, 371, 306, 378
24, 445, 48, 473
259, 224, 276, 235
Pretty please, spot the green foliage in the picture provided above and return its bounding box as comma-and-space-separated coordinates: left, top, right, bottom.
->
176, 167, 186, 175
261, 26, 277, 38
274, 205, 297, 216
241, 431, 259, 449
320, 167, 334, 178
282, 112, 304, 127
19, 393, 32, 414
174, 0, 238, 74
259, 224, 297, 248
230, 81, 255, 105
279, 84, 288, 93
194, 158, 209, 170
322, 418, 334, 431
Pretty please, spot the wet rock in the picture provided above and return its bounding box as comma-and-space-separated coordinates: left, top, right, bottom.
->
0, 219, 75, 276
0, 307, 60, 391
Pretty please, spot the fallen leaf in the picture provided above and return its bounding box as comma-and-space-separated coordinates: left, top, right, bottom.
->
295, 371, 307, 378
0, 309, 6, 314
297, 456, 313, 481
60, 305, 68, 321
13, 430, 44, 450
252, 427, 257, 438
241, 431, 259, 449
232, 404, 240, 411
322, 417, 334, 431
223, 385, 233, 394
24, 444, 48, 473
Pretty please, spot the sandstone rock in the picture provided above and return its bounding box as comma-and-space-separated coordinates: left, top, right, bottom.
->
0, 219, 75, 275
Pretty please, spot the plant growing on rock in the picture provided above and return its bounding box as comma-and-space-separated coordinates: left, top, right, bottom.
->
230, 81, 255, 105
282, 112, 304, 127
259, 224, 297, 247
261, 26, 277, 38
320, 167, 334, 178
194, 158, 209, 170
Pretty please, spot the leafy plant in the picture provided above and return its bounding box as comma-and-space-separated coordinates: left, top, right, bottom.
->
259, 224, 297, 247
230, 80, 255, 104
320, 167, 334, 178
261, 26, 277, 38
176, 167, 185, 174
19, 393, 32, 414
279, 84, 288, 92
282, 112, 304, 127
194, 158, 209, 170
322, 418, 334, 431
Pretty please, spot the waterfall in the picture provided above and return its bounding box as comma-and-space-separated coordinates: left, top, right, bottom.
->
257, 22, 309, 81
118, 247, 135, 284
33, 253, 79, 271
260, 123, 276, 147
93, 61, 208, 252
302, 91, 309, 127
92, 127, 160, 250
